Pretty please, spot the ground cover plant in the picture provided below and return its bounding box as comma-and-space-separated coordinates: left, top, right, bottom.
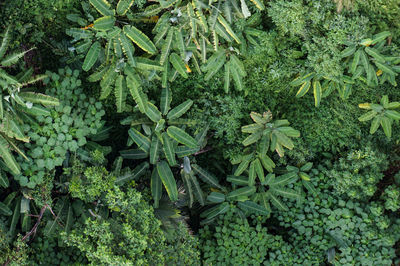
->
1, 0, 400, 265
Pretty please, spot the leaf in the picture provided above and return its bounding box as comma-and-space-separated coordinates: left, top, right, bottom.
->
224, 63, 231, 93
150, 135, 160, 165
162, 132, 177, 166
340, 45, 356, 58
242, 131, 262, 146
119, 149, 148, 159
1, 50, 31, 67
371, 31, 391, 45
296, 81, 311, 98
207, 192, 226, 203
189, 172, 205, 206
238, 201, 269, 215
82, 42, 100, 72
234, 159, 250, 176
175, 28, 186, 58
272, 187, 299, 199
270, 172, 298, 186
128, 128, 151, 153
365, 47, 386, 63
182, 172, 194, 207
157, 161, 178, 201
90, 0, 113, 16
115, 162, 149, 185
358, 110, 377, 121
350, 49, 361, 74
300, 162, 313, 172
119, 33, 136, 67
248, 160, 256, 186
380, 116, 392, 138
115, 75, 126, 113
151, 168, 162, 208
227, 175, 249, 186
167, 100, 193, 120
249, 0, 265, 10
217, 15, 240, 44
126, 74, 148, 113
385, 110, 400, 120
0, 171, 9, 188
226, 186, 256, 200
254, 158, 264, 183
117, 0, 134, 15
0, 202, 12, 216
169, 53, 188, 78
145, 102, 162, 122
241, 123, 264, 133
124, 25, 157, 54
274, 130, 294, 150
160, 28, 173, 65
192, 164, 222, 189
370, 116, 381, 134
20, 197, 30, 213
268, 193, 288, 211
313, 80, 322, 107
200, 202, 229, 220
230, 62, 244, 91
0, 135, 20, 175
167, 126, 197, 148
93, 16, 115, 31
0, 27, 10, 59
18, 92, 59, 106
135, 57, 164, 71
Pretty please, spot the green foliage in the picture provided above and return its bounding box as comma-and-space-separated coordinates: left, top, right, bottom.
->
199, 207, 281, 265
327, 144, 388, 200
358, 95, 400, 138
382, 185, 400, 211
63, 186, 167, 265
13, 67, 105, 188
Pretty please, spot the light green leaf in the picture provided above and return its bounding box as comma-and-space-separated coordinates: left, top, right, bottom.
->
237, 201, 269, 215
192, 164, 222, 189
167, 100, 193, 120
151, 168, 162, 208
145, 102, 162, 122
150, 135, 160, 165
207, 192, 226, 203
162, 132, 177, 166
128, 128, 151, 153
123, 25, 157, 54
157, 161, 178, 201
160, 87, 172, 115
93, 16, 115, 31
167, 126, 197, 148
82, 42, 100, 71
90, 0, 113, 16
169, 53, 188, 78
117, 0, 134, 15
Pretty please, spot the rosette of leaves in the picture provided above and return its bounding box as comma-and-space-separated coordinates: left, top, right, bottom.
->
66, 0, 162, 113
290, 72, 355, 107
358, 95, 400, 138
148, 0, 266, 91
13, 68, 105, 188
0, 27, 58, 175
232, 111, 300, 183
120, 87, 222, 206
382, 185, 400, 212
340, 31, 400, 87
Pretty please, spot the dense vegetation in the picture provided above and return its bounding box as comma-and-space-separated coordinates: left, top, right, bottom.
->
1, 0, 400, 264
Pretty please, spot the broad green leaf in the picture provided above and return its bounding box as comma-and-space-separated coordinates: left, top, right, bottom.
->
145, 102, 162, 122
0, 202, 12, 216
18, 92, 59, 106
1, 50, 31, 67
167, 100, 193, 120
124, 25, 157, 54
248, 160, 256, 186
272, 187, 299, 199
274, 130, 294, 150
238, 201, 269, 215
192, 164, 222, 189
150, 135, 160, 164
160, 87, 172, 115
0, 171, 9, 188
234, 158, 250, 176
370, 116, 381, 134
128, 128, 151, 152
167, 126, 197, 148
268, 192, 288, 211
119, 149, 148, 159
207, 192, 226, 203
157, 161, 178, 201
0, 27, 10, 60
313, 80, 322, 107
296, 81, 311, 98
189, 172, 205, 206
162, 133, 177, 166
358, 110, 377, 121
9, 199, 21, 236
385, 110, 400, 120
340, 45, 356, 58
89, 0, 113, 15
126, 74, 148, 113
82, 41, 100, 71
182, 171, 194, 207
200, 202, 229, 220
224, 62, 230, 93
380, 116, 392, 138
242, 131, 262, 146
365, 47, 386, 63
300, 162, 313, 172
217, 15, 240, 43
115, 75, 126, 113
117, 0, 134, 15
169, 53, 188, 78
135, 57, 164, 71
119, 33, 136, 67
0, 135, 20, 175
350, 49, 361, 74
253, 158, 264, 183
115, 162, 149, 185
227, 175, 248, 186
226, 186, 256, 200
160, 28, 173, 65
151, 168, 162, 208
93, 16, 115, 31
20, 197, 30, 213
249, 0, 265, 10
175, 28, 185, 58
270, 172, 298, 186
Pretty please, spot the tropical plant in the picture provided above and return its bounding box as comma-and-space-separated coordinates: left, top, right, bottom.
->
232, 111, 300, 181
66, 0, 161, 113
358, 95, 400, 138
120, 87, 222, 206
0, 27, 59, 175
341, 31, 400, 87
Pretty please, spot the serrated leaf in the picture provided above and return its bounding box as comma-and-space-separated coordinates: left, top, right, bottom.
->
370, 116, 381, 134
